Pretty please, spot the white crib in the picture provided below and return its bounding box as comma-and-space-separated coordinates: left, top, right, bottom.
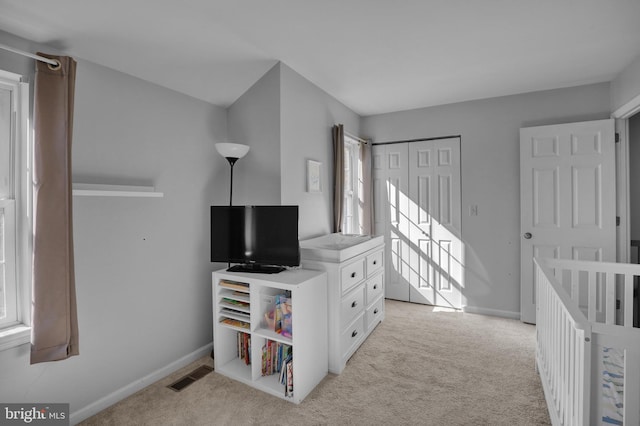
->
535, 257, 640, 425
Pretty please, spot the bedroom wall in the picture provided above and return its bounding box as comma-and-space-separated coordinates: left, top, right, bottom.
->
611, 52, 640, 113
361, 83, 611, 317
0, 30, 227, 422
226, 63, 281, 205
279, 63, 361, 239
226, 61, 361, 239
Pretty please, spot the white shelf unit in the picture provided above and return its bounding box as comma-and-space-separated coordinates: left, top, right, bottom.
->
301, 241, 385, 374
212, 268, 328, 404
72, 183, 163, 197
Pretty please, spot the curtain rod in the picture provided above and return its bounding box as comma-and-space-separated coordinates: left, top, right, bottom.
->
0, 43, 60, 67
344, 131, 369, 144
372, 134, 461, 145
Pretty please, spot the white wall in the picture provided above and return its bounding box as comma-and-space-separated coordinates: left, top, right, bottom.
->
362, 83, 611, 316
279, 63, 361, 239
611, 53, 640, 113
226, 63, 281, 205
0, 31, 227, 422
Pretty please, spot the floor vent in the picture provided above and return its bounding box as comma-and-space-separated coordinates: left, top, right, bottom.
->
167, 365, 213, 392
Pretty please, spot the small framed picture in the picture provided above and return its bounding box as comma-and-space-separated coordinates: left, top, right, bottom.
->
307, 160, 322, 193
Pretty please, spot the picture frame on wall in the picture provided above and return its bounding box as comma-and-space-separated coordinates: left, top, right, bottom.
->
307, 160, 322, 193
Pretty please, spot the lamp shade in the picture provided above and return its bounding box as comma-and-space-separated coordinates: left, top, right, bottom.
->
215, 143, 250, 159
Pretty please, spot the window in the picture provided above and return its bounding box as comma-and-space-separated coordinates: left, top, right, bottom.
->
0, 69, 31, 350
342, 135, 361, 234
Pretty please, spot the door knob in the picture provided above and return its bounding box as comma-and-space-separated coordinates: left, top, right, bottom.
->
524, 232, 532, 239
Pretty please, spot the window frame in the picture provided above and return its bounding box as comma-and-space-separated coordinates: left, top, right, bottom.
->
342, 135, 361, 234
0, 69, 32, 351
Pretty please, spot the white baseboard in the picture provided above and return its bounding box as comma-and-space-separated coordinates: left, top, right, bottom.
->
70, 343, 213, 425
463, 305, 520, 320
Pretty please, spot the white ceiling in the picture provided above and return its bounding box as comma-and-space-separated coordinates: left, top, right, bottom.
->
1, 0, 640, 116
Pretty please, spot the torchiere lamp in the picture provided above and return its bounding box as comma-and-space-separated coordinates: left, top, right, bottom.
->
215, 143, 250, 206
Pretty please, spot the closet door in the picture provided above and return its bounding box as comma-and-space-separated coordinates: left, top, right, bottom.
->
373, 143, 410, 301
408, 138, 462, 308
374, 138, 462, 308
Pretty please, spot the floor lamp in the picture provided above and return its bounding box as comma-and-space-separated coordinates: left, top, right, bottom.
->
215, 143, 250, 206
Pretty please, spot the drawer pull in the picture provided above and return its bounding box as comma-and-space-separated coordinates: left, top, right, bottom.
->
374, 308, 379, 314
352, 330, 358, 338
351, 272, 357, 278
373, 284, 378, 290
373, 260, 377, 265
351, 301, 357, 308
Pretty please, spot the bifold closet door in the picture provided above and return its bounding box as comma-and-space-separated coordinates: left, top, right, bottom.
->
373, 138, 462, 308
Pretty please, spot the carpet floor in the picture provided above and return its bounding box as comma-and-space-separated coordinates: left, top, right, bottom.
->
80, 300, 551, 425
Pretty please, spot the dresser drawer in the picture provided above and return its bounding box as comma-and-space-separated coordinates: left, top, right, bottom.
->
366, 296, 384, 331
341, 285, 365, 329
366, 273, 384, 303
341, 257, 365, 293
366, 249, 384, 277
341, 314, 365, 358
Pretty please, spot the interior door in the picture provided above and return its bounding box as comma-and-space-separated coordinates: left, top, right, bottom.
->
373, 138, 462, 308
520, 119, 616, 324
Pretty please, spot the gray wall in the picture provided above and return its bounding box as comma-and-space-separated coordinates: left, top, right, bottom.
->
280, 63, 361, 239
227, 63, 281, 205
226, 62, 362, 238
0, 31, 227, 421
611, 53, 640, 112
362, 83, 612, 316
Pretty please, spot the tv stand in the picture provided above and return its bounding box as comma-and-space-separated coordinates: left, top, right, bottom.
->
227, 264, 286, 274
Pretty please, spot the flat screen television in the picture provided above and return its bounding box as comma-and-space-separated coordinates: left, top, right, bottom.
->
210, 205, 300, 273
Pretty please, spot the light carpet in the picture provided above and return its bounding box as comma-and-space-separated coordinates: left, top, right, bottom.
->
80, 300, 550, 425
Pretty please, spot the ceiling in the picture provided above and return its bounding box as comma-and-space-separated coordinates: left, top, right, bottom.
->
1, 0, 640, 116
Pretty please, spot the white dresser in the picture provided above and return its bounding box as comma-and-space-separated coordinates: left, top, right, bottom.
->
300, 234, 385, 374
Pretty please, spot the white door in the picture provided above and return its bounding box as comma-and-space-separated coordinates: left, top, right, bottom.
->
520, 119, 616, 324
374, 143, 410, 301
374, 138, 463, 308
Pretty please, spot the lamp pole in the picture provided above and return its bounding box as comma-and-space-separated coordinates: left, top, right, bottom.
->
226, 157, 239, 206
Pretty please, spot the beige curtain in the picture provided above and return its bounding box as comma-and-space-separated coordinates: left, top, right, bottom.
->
332, 124, 344, 233
359, 140, 374, 235
31, 53, 79, 364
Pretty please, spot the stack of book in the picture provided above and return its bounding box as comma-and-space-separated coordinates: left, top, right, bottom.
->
262, 340, 293, 382
237, 332, 251, 365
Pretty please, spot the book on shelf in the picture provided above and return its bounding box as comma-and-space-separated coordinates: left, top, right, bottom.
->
261, 340, 292, 378
237, 332, 251, 365
285, 359, 293, 396
220, 317, 249, 329
219, 280, 250, 291
221, 298, 250, 309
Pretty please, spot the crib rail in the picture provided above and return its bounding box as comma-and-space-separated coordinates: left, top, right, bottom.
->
539, 257, 640, 327
536, 258, 590, 425
535, 257, 640, 425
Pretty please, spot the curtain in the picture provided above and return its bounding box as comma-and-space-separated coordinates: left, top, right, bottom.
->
31, 53, 79, 364
332, 124, 344, 233
359, 140, 374, 235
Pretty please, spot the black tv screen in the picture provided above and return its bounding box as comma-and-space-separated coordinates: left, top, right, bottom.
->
211, 205, 300, 271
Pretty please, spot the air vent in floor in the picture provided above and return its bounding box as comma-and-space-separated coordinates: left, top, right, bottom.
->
167, 365, 213, 392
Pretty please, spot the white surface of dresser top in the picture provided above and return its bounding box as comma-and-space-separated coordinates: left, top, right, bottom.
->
300, 233, 384, 262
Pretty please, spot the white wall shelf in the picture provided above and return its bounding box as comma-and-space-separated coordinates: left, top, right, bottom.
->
72, 183, 163, 198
